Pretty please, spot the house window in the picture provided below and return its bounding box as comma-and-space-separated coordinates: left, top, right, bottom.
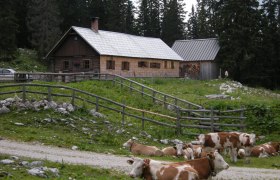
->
138, 61, 148, 68
63, 61, 70, 70
122, 61, 130, 70
84, 60, 90, 69
106, 60, 115, 70
171, 61, 174, 69
150, 62, 161, 69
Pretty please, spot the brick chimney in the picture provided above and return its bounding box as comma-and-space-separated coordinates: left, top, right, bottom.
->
91, 17, 99, 32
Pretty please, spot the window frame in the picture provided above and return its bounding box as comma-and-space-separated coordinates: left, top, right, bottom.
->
106, 60, 115, 70
138, 61, 149, 68
83, 59, 90, 69
121, 61, 130, 71
63, 60, 70, 70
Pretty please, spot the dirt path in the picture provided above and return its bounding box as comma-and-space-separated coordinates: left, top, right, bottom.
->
1, 139, 280, 180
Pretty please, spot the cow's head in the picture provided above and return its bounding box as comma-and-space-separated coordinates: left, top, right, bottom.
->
173, 143, 185, 156
123, 139, 134, 149
127, 157, 149, 178
207, 150, 229, 175
240, 133, 256, 147
197, 134, 205, 145
269, 142, 280, 152
248, 134, 256, 146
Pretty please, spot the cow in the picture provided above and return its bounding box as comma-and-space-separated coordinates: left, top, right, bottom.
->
250, 142, 280, 158
123, 139, 164, 156
162, 143, 185, 157
183, 147, 194, 160
127, 157, 199, 180
127, 150, 229, 180
198, 132, 255, 162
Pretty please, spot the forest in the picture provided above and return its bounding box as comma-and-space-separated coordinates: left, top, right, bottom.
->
0, 0, 279, 89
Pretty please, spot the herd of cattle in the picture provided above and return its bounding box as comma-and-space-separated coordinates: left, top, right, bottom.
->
123, 131, 280, 180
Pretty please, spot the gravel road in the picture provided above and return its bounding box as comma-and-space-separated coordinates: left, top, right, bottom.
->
0, 139, 280, 180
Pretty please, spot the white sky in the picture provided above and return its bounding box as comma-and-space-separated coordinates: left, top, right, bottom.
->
184, 0, 197, 14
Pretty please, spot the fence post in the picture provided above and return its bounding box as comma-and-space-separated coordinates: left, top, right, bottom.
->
47, 87, 52, 101
210, 107, 214, 132
112, 76, 116, 86
130, 82, 133, 92
122, 105, 125, 127
164, 95, 167, 109
174, 98, 177, 106
142, 111, 145, 130
71, 90, 75, 106
176, 107, 181, 135
121, 79, 123, 89
153, 91, 156, 103
96, 97, 99, 112
22, 85, 26, 102
240, 106, 245, 131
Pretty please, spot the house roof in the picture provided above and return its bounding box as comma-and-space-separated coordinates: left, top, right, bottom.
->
47, 26, 183, 61
172, 38, 220, 61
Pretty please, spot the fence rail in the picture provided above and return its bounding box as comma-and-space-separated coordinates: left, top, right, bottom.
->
0, 83, 246, 136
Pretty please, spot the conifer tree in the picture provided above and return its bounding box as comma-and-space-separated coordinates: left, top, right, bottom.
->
0, 0, 18, 60
27, 0, 62, 57
161, 0, 185, 46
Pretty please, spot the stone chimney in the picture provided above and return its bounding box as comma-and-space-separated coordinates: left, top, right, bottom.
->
91, 17, 99, 32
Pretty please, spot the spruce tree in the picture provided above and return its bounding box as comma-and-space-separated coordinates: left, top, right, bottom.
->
0, 0, 18, 61
161, 0, 185, 46
186, 5, 199, 39
27, 0, 62, 58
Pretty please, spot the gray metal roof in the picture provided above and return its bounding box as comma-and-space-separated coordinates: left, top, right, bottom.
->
68, 26, 182, 61
172, 38, 220, 61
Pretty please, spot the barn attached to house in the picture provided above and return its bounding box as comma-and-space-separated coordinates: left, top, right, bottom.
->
46, 18, 183, 77
172, 38, 220, 80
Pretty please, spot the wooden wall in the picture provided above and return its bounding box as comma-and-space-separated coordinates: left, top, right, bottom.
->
100, 55, 180, 77
180, 61, 219, 80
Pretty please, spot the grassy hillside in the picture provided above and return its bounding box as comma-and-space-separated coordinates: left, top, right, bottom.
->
0, 78, 280, 170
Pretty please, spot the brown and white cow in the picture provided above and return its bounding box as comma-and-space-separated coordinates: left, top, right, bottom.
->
162, 143, 185, 157
123, 139, 164, 156
127, 150, 229, 180
198, 132, 255, 162
127, 157, 199, 180
250, 142, 280, 158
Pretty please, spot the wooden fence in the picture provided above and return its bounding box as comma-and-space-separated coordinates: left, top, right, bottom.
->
0, 83, 246, 136
14, 72, 203, 113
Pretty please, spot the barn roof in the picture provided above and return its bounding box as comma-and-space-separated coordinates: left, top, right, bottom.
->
46, 26, 183, 61
172, 38, 220, 61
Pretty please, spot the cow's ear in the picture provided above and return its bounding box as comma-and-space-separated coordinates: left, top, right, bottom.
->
173, 146, 177, 150
127, 160, 134, 165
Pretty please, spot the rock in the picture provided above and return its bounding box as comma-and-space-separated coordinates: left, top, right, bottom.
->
0, 171, 11, 177
116, 129, 125, 134
82, 127, 90, 131
30, 161, 44, 167
66, 104, 75, 112
171, 139, 183, 144
72, 146, 78, 150
27, 167, 46, 178
47, 168, 59, 177
104, 120, 110, 124
0, 106, 10, 114
89, 109, 105, 118
205, 94, 230, 99
20, 161, 30, 167
14, 122, 25, 126
160, 139, 169, 144
167, 104, 175, 111
48, 101, 58, 109
56, 108, 69, 115
0, 159, 14, 165
10, 156, 19, 160
132, 137, 138, 140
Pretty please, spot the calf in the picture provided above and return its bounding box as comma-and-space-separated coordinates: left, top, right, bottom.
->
123, 139, 163, 156
162, 143, 185, 157
127, 157, 199, 180
250, 142, 280, 158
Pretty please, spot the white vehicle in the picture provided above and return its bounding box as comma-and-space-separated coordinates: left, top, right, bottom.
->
0, 68, 16, 80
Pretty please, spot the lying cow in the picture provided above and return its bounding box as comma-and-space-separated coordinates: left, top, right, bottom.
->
127, 150, 229, 180
162, 143, 186, 157
250, 142, 280, 158
127, 157, 199, 180
198, 132, 255, 162
123, 139, 163, 156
